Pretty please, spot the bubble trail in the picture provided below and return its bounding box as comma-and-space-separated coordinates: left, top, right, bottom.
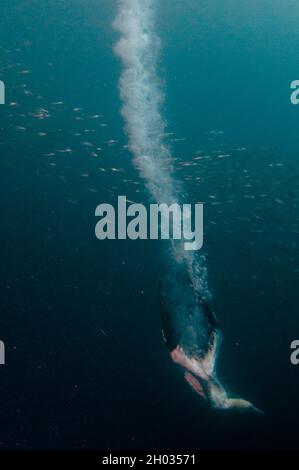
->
113, 0, 200, 266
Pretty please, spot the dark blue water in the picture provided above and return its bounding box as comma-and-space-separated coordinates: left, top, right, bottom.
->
0, 0, 299, 450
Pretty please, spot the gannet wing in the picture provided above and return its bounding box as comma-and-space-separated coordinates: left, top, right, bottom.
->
159, 284, 180, 351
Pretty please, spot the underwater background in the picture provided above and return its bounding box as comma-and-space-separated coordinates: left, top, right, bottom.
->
1, 0, 299, 449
